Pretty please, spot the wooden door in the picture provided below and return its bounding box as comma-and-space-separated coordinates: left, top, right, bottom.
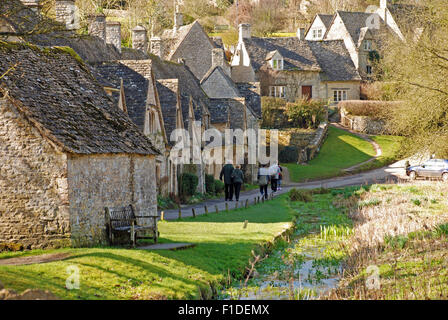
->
302, 86, 312, 100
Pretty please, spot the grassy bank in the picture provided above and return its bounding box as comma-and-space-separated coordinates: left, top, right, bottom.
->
0, 196, 295, 300
283, 126, 402, 182
283, 126, 375, 182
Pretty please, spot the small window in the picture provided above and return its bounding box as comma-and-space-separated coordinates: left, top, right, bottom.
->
333, 90, 348, 102
364, 40, 372, 51
366, 65, 373, 75
272, 59, 283, 70
312, 29, 323, 39
270, 86, 286, 98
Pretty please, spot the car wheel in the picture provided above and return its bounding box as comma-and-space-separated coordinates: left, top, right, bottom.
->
409, 171, 417, 181
442, 173, 448, 182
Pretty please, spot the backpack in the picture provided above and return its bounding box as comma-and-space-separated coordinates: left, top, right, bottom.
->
258, 175, 268, 186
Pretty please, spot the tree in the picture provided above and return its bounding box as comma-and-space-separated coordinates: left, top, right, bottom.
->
380, 0, 448, 157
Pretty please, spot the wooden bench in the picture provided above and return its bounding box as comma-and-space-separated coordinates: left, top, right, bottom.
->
105, 205, 158, 247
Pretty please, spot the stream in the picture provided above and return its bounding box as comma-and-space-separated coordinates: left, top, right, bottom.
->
222, 192, 353, 300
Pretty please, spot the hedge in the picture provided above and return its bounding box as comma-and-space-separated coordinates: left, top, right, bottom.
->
179, 172, 199, 198
339, 100, 402, 120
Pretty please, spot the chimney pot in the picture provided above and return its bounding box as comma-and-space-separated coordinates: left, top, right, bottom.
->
174, 12, 183, 33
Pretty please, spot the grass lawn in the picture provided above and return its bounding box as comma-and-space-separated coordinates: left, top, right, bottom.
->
355, 135, 404, 172
0, 196, 295, 300
283, 126, 376, 182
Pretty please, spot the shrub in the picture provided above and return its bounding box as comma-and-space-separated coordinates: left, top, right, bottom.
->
288, 188, 313, 202
205, 174, 215, 194
261, 96, 289, 128
279, 146, 299, 163
0, 242, 24, 252
339, 100, 402, 120
286, 99, 326, 129
179, 173, 199, 198
214, 179, 225, 194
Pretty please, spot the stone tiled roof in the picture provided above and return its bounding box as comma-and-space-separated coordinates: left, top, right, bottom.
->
317, 14, 335, 29
0, 43, 159, 155
308, 40, 361, 81
0, 0, 146, 63
91, 62, 151, 131
208, 99, 229, 124
242, 37, 321, 72
237, 83, 262, 119
160, 22, 195, 60
335, 11, 391, 46
148, 54, 209, 143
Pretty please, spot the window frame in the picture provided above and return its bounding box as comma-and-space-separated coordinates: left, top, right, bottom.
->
270, 86, 286, 98
333, 89, 348, 102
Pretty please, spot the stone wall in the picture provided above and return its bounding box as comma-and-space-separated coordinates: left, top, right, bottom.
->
0, 98, 70, 249
67, 153, 157, 247
340, 112, 387, 135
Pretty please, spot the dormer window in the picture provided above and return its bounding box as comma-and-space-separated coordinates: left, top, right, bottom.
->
364, 40, 372, 51
272, 59, 283, 70
267, 50, 284, 70
312, 29, 323, 39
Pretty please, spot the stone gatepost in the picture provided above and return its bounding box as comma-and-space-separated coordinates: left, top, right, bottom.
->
132, 25, 148, 53
88, 13, 106, 42
150, 37, 163, 59
55, 0, 79, 30
106, 21, 122, 54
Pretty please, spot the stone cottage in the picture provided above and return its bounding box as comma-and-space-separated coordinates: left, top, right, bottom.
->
154, 9, 220, 80
0, 43, 160, 249
231, 24, 361, 103
91, 60, 176, 197
305, 14, 334, 41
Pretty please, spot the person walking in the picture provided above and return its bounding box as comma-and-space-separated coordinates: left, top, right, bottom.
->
220, 160, 235, 201
269, 162, 280, 194
257, 164, 270, 200
231, 165, 244, 202
278, 165, 283, 191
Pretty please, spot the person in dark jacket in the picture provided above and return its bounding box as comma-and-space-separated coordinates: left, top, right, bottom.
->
257, 164, 270, 200
220, 161, 235, 201
231, 165, 244, 202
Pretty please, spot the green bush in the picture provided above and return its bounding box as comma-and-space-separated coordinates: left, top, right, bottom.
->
214, 179, 225, 194
179, 173, 199, 198
205, 174, 215, 194
339, 100, 402, 120
288, 188, 313, 202
279, 146, 299, 163
286, 99, 326, 129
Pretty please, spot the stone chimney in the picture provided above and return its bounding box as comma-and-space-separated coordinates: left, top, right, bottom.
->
55, 0, 79, 30
150, 37, 164, 59
212, 48, 225, 68
238, 24, 251, 43
132, 25, 148, 53
21, 0, 42, 13
88, 14, 106, 42
106, 21, 122, 54
297, 27, 306, 40
174, 12, 183, 33
212, 48, 230, 77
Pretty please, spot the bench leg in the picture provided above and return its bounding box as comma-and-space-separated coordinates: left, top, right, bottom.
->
131, 222, 136, 248
153, 217, 158, 244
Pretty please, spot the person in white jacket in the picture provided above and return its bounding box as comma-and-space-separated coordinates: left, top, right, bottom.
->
269, 162, 280, 194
